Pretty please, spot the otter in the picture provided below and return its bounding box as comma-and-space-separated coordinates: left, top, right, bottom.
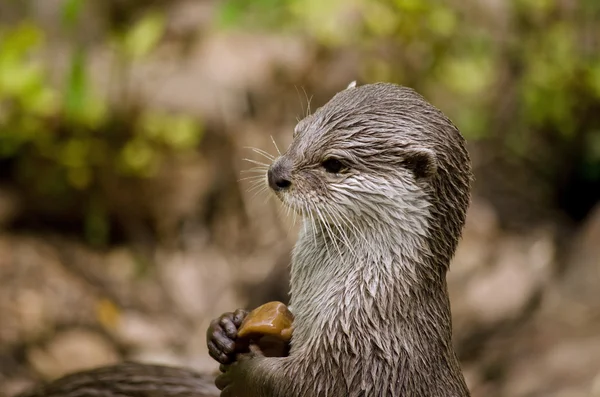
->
11, 82, 471, 397
208, 82, 472, 397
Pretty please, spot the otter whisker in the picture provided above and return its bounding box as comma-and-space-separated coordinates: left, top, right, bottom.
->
324, 209, 350, 259
246, 176, 265, 185
301, 86, 313, 117
321, 206, 350, 253
240, 167, 268, 174
274, 201, 290, 229
331, 207, 370, 249
275, 198, 290, 220
238, 175, 267, 182
246, 174, 266, 183
313, 211, 330, 258
245, 146, 276, 161
243, 158, 270, 167
248, 181, 268, 193
249, 185, 269, 201
286, 207, 294, 234
294, 85, 306, 122
248, 188, 267, 199
324, 207, 358, 258
305, 207, 319, 252
241, 165, 269, 171
270, 135, 282, 156
247, 185, 267, 195
246, 177, 267, 191
314, 206, 343, 259
281, 203, 299, 236
240, 170, 269, 176
253, 191, 274, 210
292, 205, 298, 229
285, 200, 294, 223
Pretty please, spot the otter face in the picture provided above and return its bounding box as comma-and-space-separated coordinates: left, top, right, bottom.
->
266, 83, 471, 257
267, 85, 454, 233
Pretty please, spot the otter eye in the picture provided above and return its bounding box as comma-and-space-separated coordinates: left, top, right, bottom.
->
322, 158, 345, 174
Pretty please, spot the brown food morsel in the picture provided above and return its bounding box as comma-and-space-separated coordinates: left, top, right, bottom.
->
237, 301, 294, 342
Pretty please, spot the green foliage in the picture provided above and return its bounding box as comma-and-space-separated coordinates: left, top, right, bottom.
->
61, 0, 86, 29
117, 11, 166, 60
0, 9, 202, 245
217, 0, 290, 29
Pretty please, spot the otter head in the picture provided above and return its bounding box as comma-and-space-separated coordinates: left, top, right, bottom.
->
267, 82, 472, 269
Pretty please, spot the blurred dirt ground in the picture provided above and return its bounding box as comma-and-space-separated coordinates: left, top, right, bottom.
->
1, 1, 600, 397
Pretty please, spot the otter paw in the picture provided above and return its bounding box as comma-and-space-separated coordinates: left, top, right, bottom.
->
207, 309, 249, 365
215, 355, 255, 396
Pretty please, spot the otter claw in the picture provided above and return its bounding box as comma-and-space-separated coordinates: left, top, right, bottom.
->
207, 309, 249, 365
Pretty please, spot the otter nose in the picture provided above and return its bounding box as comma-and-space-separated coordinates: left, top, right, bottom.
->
268, 161, 292, 191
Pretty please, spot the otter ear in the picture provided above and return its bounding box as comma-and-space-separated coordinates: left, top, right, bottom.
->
403, 148, 437, 179
346, 80, 357, 89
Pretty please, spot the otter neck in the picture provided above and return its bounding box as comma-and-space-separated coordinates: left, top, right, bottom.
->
288, 218, 468, 395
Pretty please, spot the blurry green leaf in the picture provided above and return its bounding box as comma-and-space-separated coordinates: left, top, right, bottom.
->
582, 0, 600, 13
393, 0, 426, 13
24, 86, 59, 117
138, 111, 168, 139
218, 0, 245, 27
60, 138, 89, 168
81, 97, 108, 128
428, 6, 457, 38
518, 22, 579, 136
217, 0, 291, 29
0, 130, 23, 157
0, 60, 43, 96
64, 48, 88, 121
67, 166, 92, 189
63, 49, 107, 128
139, 111, 202, 149
454, 105, 488, 140
163, 115, 202, 149
0, 106, 6, 125
438, 55, 495, 96
122, 11, 165, 60
515, 0, 554, 14
0, 22, 43, 60
87, 137, 109, 165
588, 62, 600, 99
363, 2, 397, 37
289, 0, 357, 45
61, 0, 85, 30
118, 139, 158, 176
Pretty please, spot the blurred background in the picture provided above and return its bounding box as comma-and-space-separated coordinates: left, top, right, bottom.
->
0, 0, 599, 396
